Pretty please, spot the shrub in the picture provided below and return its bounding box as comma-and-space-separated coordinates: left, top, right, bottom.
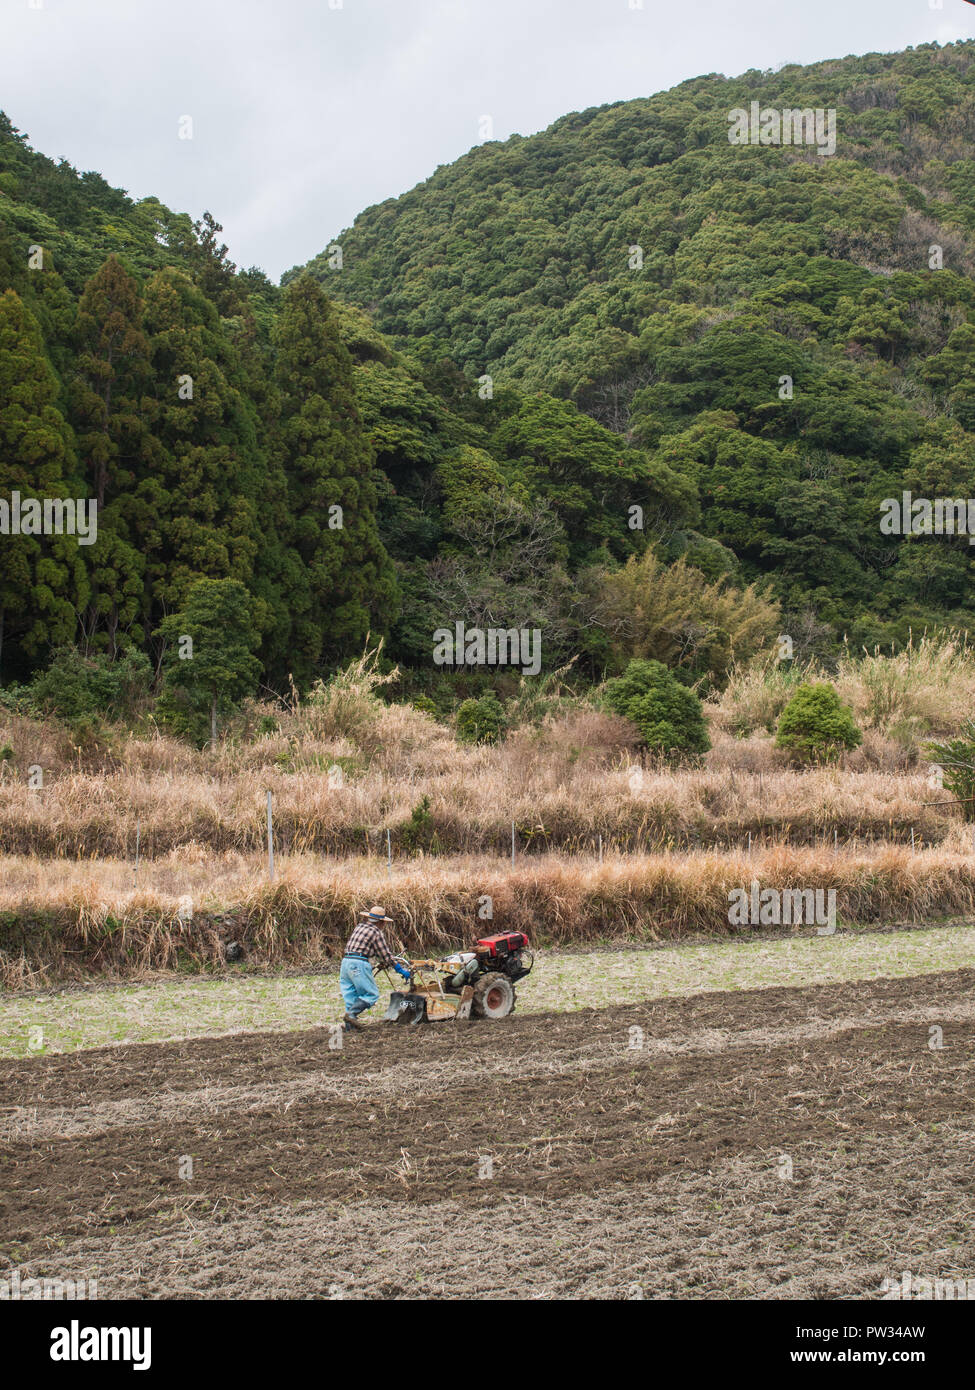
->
927, 720, 975, 822
775, 683, 862, 762
604, 658, 710, 758
156, 579, 262, 745
28, 647, 152, 723
456, 694, 506, 745
0, 684, 36, 717
400, 795, 438, 853
304, 642, 399, 743
714, 652, 813, 736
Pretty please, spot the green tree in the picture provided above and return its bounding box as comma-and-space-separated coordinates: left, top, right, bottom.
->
142, 266, 264, 647
156, 578, 261, 744
604, 658, 710, 758
272, 276, 398, 680
71, 254, 153, 655
0, 289, 86, 678
186, 212, 242, 316
775, 683, 862, 762
597, 548, 779, 687
492, 393, 696, 566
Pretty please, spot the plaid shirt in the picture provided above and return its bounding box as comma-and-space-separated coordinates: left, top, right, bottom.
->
345, 920, 396, 969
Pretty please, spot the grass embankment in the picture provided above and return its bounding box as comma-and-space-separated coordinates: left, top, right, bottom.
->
2, 844, 975, 989
0, 746, 956, 858
3, 633, 971, 859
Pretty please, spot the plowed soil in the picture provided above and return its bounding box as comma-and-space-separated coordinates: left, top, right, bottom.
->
2, 968, 974, 1299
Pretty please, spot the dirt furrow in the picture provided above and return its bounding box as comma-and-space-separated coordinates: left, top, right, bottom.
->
2, 1008, 971, 1259
3, 994, 973, 1145
2, 966, 972, 1109
7, 1119, 975, 1300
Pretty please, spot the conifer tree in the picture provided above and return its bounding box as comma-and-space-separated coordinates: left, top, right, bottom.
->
273, 276, 398, 682
0, 290, 86, 677
141, 266, 263, 655
71, 255, 153, 654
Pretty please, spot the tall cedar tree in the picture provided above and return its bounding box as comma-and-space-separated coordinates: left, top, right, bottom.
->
71, 255, 154, 655
273, 277, 398, 681
0, 289, 86, 677
216, 298, 296, 689
141, 266, 264, 659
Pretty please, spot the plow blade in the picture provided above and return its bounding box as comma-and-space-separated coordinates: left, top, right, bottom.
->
384, 991, 429, 1025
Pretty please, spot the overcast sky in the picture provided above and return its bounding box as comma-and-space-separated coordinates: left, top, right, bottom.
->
2, 0, 973, 281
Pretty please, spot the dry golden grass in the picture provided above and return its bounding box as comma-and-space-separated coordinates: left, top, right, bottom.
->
0, 757, 949, 856
3, 637, 973, 989
2, 840, 975, 990
0, 710, 954, 859
715, 632, 975, 746
4, 633, 971, 860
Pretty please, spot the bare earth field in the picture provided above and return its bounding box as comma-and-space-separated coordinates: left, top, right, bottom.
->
2, 958, 973, 1299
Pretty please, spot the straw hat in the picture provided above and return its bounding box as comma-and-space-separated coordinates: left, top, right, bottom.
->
359, 904, 393, 923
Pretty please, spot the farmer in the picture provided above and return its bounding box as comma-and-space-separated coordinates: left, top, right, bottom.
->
340, 905, 411, 1030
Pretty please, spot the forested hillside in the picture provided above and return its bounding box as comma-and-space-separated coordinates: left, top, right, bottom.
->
3, 39, 975, 732
295, 40, 975, 658
0, 109, 407, 700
